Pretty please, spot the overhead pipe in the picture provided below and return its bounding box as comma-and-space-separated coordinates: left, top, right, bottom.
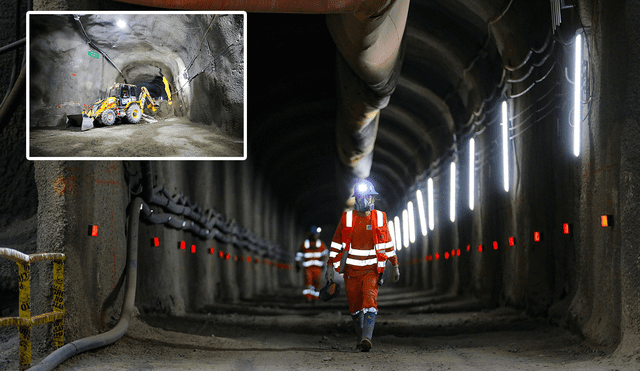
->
116, 0, 393, 14
117, 1, 410, 204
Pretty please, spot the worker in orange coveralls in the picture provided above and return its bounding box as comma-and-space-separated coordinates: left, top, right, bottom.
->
295, 226, 328, 301
326, 179, 400, 351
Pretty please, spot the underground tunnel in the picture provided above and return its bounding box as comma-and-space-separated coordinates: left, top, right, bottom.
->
27, 12, 245, 158
2, 0, 640, 370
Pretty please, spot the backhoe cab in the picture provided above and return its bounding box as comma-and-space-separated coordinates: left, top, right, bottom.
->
81, 83, 157, 131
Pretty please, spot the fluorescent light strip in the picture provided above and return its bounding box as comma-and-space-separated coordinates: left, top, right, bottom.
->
416, 190, 427, 236
574, 33, 582, 157
394, 216, 402, 251
450, 162, 456, 222
469, 138, 475, 211
502, 101, 509, 192
427, 178, 435, 231
402, 209, 409, 248
408, 201, 416, 243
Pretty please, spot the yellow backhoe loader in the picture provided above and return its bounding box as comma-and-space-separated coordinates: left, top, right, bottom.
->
81, 83, 158, 131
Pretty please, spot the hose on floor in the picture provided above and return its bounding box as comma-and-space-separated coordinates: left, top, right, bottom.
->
28, 197, 143, 371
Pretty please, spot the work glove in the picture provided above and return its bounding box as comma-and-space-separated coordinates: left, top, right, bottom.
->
392, 264, 400, 283
325, 266, 334, 282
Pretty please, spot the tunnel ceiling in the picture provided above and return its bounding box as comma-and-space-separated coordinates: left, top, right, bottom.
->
246, 0, 553, 231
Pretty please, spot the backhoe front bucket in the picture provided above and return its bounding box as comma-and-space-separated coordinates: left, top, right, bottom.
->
81, 113, 94, 131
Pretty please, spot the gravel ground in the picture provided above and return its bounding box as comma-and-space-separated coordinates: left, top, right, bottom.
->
3, 303, 639, 371
28, 116, 244, 158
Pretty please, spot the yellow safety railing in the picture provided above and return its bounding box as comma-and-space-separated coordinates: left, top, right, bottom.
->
0, 248, 65, 371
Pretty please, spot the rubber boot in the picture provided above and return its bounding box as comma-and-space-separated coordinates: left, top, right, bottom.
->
360, 312, 377, 352
351, 312, 364, 350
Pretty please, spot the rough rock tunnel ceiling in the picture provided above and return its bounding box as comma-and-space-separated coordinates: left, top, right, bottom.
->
241, 0, 557, 232
28, 12, 244, 139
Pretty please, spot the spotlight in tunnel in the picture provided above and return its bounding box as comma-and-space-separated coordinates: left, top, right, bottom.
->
408, 201, 416, 243
416, 190, 427, 236
402, 209, 409, 248
394, 216, 402, 251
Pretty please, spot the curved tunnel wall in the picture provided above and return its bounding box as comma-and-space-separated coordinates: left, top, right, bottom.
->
7, 0, 640, 363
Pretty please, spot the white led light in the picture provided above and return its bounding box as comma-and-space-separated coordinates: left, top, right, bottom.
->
573, 33, 582, 157
469, 138, 475, 211
450, 162, 456, 222
402, 209, 409, 248
394, 216, 402, 251
117, 19, 126, 28
317, 227, 322, 233
408, 201, 416, 243
427, 178, 435, 231
388, 219, 395, 248
502, 101, 509, 192
416, 190, 427, 236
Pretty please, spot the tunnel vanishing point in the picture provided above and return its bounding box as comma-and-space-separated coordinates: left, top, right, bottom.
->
2, 0, 640, 369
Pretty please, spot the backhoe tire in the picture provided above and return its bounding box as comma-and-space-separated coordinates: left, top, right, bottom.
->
101, 109, 116, 126
126, 104, 142, 124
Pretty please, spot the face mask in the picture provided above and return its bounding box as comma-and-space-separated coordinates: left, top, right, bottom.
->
355, 195, 374, 212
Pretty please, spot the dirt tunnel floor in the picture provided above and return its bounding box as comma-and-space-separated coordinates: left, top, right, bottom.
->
5, 301, 637, 371
28, 116, 244, 158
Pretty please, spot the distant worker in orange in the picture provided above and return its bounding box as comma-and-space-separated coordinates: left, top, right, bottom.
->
326, 179, 400, 351
295, 226, 328, 301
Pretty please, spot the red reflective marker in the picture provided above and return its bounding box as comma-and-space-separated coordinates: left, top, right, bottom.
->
153, 237, 160, 247
563, 223, 570, 235
234, 256, 238, 262
219, 251, 224, 258
445, 252, 450, 259
190, 245, 196, 254
435, 253, 440, 260
466, 244, 471, 252
209, 247, 215, 254
478, 245, 483, 252
456, 249, 461, 256
225, 253, 231, 260
601, 215, 611, 228
180, 241, 186, 250
88, 225, 99, 237
508, 237, 515, 246
247, 256, 252, 262
534, 231, 541, 242
493, 241, 498, 250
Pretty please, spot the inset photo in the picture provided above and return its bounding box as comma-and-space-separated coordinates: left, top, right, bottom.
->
27, 11, 246, 160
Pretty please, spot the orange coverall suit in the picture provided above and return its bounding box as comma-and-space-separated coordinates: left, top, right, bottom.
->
297, 238, 328, 300
329, 210, 397, 314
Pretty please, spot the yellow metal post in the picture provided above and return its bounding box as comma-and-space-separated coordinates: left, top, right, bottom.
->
17, 261, 31, 370
52, 260, 64, 348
